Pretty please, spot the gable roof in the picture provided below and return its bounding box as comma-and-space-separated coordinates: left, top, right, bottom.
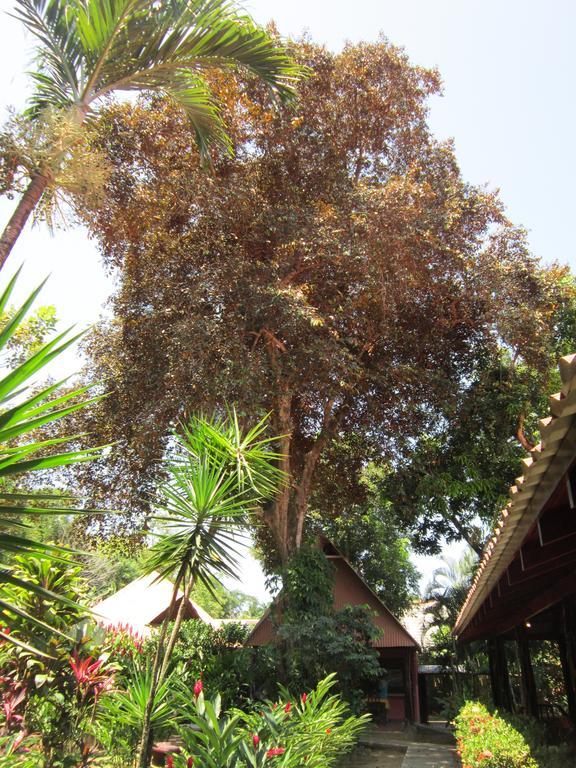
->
246, 537, 419, 649
92, 571, 217, 635
454, 352, 576, 637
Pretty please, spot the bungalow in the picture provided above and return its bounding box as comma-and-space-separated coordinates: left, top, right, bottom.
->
246, 537, 421, 722
92, 571, 218, 636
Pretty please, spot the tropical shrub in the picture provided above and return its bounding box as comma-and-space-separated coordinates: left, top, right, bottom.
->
174, 674, 369, 768
268, 544, 382, 708
454, 701, 538, 768
0, 554, 115, 767
161, 619, 252, 708
94, 665, 188, 768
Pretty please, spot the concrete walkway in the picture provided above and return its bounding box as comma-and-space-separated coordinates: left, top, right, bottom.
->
358, 725, 457, 768
401, 743, 457, 768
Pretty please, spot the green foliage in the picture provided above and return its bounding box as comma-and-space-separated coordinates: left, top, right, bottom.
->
383, 338, 576, 555
309, 464, 420, 617
13, 0, 301, 159
0, 302, 57, 366
157, 619, 253, 708
96, 665, 182, 751
137, 410, 283, 767
0, 270, 105, 642
454, 701, 538, 768
425, 549, 478, 631
280, 543, 334, 618
278, 607, 382, 711
499, 712, 575, 768
175, 674, 369, 768
0, 554, 115, 767
265, 545, 381, 707
192, 579, 268, 619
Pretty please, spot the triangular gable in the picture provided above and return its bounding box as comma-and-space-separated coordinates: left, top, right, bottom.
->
246, 537, 419, 649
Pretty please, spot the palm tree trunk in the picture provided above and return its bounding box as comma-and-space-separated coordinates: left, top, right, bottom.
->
137, 575, 181, 768
0, 173, 49, 271
137, 572, 195, 768
159, 572, 195, 680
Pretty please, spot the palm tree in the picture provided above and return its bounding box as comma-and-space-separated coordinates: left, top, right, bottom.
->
0, 268, 106, 650
426, 548, 478, 630
137, 410, 284, 768
0, 0, 302, 269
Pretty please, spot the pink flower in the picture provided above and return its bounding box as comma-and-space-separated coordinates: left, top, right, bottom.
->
301, 693, 307, 704
194, 679, 203, 699
284, 701, 291, 713
253, 733, 260, 748
266, 747, 286, 757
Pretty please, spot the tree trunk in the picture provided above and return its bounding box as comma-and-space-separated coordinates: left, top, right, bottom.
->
0, 173, 49, 271
159, 573, 195, 680
136, 576, 181, 768
264, 390, 344, 566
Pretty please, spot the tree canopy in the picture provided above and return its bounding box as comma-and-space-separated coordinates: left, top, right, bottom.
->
76, 37, 575, 565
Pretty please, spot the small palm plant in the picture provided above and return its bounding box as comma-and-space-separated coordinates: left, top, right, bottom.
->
0, 0, 303, 268
137, 410, 284, 768
0, 268, 105, 650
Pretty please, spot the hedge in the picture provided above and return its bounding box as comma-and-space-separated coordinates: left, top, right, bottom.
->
454, 702, 538, 768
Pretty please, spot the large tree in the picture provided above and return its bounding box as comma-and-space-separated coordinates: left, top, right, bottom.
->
0, 0, 300, 268
77, 38, 572, 565
382, 286, 576, 556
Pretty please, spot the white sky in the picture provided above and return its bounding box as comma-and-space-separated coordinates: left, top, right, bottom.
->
1, 0, 573, 601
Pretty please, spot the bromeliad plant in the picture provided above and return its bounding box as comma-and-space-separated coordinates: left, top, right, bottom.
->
137, 411, 285, 768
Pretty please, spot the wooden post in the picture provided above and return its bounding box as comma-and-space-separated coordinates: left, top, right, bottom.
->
404, 653, 413, 722
418, 672, 429, 724
488, 636, 513, 712
559, 599, 576, 725
515, 626, 538, 718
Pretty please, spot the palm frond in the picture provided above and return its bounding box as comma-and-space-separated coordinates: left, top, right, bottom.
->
0, 271, 106, 647
16, 0, 303, 162
13, 0, 83, 114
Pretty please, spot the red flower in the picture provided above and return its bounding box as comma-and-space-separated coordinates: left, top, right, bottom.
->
301, 693, 307, 704
253, 733, 260, 748
166, 757, 174, 768
187, 759, 194, 768
325, 728, 332, 734
284, 701, 291, 713
266, 747, 286, 757
194, 679, 203, 699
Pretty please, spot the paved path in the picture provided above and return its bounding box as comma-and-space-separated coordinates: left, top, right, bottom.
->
401, 743, 457, 768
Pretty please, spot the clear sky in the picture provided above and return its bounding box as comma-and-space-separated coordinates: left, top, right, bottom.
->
0, 0, 574, 600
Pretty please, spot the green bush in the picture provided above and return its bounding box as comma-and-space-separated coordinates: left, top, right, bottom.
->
146, 619, 253, 708
174, 673, 370, 767
454, 702, 538, 768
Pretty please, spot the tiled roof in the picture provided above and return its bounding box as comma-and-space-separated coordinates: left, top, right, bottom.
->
453, 353, 576, 637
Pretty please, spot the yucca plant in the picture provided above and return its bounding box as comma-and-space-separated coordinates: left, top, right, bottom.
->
137, 410, 284, 768
0, 267, 105, 650
0, 0, 303, 269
